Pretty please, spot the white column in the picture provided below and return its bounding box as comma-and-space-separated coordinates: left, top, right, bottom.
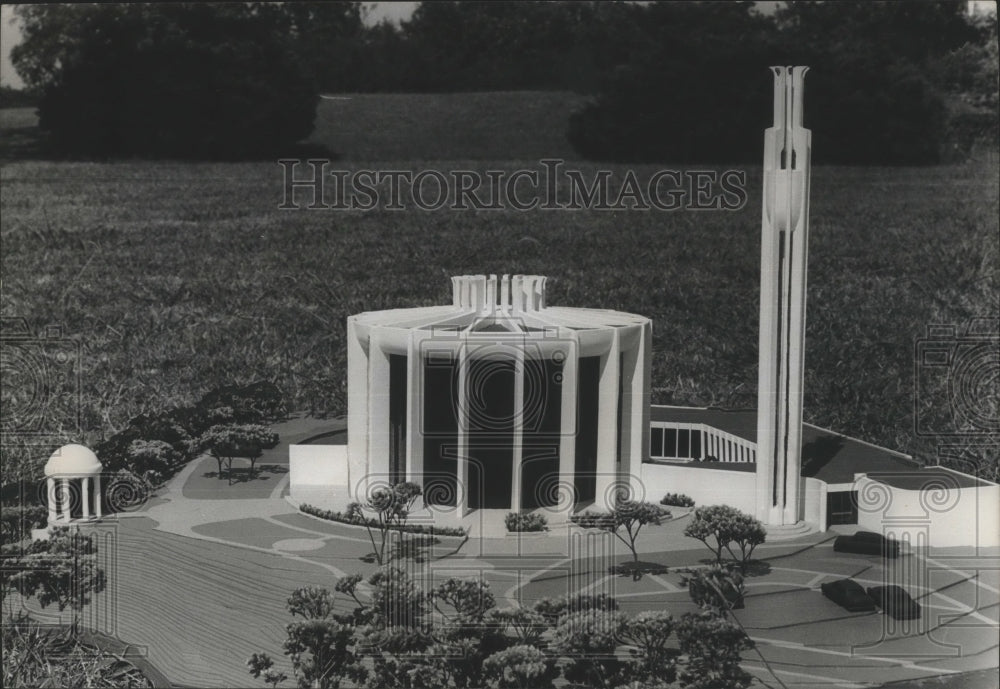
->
60, 478, 71, 521
623, 323, 650, 501
511, 342, 526, 512
456, 341, 471, 516
347, 318, 370, 500
81, 477, 91, 520
405, 332, 424, 487
367, 334, 392, 496
558, 340, 578, 513
47, 477, 57, 523
594, 331, 620, 511
94, 474, 102, 518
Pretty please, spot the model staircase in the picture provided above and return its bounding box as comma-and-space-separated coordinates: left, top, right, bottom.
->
765, 521, 815, 541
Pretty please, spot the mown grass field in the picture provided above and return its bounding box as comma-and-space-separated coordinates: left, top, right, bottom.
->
1, 92, 997, 479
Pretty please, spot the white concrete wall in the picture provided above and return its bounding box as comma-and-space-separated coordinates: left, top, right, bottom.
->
289, 445, 351, 511
803, 476, 827, 532
639, 462, 756, 514
856, 471, 1000, 548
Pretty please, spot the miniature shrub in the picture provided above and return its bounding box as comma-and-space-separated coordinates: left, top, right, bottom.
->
95, 415, 192, 473
482, 644, 558, 689
126, 439, 183, 476
531, 592, 619, 624
660, 493, 695, 508
299, 503, 467, 538
104, 470, 153, 513
569, 510, 616, 530
682, 564, 745, 611
504, 512, 548, 532
0, 505, 48, 541
197, 381, 287, 425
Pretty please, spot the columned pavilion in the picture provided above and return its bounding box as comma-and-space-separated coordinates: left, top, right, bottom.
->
44, 444, 103, 524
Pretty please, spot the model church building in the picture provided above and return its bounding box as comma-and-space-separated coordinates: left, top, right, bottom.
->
288, 67, 997, 547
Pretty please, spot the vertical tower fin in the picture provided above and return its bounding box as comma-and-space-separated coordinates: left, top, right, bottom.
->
756, 66, 812, 526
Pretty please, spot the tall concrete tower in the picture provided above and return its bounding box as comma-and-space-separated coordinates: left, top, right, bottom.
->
756, 66, 811, 527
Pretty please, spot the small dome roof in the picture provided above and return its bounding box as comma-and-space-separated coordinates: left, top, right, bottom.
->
44, 444, 102, 476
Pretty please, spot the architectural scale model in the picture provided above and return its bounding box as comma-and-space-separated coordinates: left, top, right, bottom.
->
285, 67, 998, 547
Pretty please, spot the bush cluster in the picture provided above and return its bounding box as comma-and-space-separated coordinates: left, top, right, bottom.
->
504, 512, 548, 532
0, 505, 48, 542
299, 503, 467, 538
95, 382, 285, 486
660, 493, 696, 508
251, 568, 754, 689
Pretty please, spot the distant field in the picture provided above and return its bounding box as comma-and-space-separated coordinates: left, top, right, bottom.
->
1, 92, 998, 481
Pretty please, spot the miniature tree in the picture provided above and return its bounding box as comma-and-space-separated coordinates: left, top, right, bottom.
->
248, 580, 366, 689
126, 438, 182, 481
675, 610, 754, 689
425, 577, 508, 689
683, 505, 766, 572
3, 527, 107, 635
724, 512, 767, 573
482, 644, 559, 689
572, 500, 668, 567
349, 481, 422, 565
620, 611, 678, 686
198, 423, 278, 483
246, 654, 287, 689
683, 565, 746, 611
552, 608, 627, 688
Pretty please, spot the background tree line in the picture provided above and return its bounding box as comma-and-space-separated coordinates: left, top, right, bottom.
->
10, 1, 998, 162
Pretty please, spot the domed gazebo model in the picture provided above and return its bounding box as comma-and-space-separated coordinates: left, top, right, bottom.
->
44, 444, 103, 524
345, 274, 652, 518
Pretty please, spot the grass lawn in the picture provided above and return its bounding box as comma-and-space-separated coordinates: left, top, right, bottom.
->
1, 92, 997, 483
308, 91, 587, 160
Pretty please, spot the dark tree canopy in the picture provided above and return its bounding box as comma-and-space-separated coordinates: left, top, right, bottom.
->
12, 3, 321, 157
10, 0, 995, 162
567, 0, 986, 164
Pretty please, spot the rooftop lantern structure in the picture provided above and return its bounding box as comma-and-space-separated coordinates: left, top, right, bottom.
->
44, 444, 104, 525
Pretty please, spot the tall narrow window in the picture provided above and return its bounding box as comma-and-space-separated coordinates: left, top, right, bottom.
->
665, 429, 677, 458
677, 429, 690, 458
650, 428, 664, 457
388, 354, 407, 484
575, 356, 600, 503
423, 354, 458, 506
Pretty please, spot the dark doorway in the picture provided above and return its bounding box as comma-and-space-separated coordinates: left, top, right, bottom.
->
575, 356, 600, 503
827, 490, 859, 525
521, 358, 562, 509
423, 355, 458, 506
467, 358, 515, 509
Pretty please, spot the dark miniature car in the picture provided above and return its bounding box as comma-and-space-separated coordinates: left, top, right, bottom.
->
820, 578, 876, 612
866, 585, 921, 620
833, 531, 900, 558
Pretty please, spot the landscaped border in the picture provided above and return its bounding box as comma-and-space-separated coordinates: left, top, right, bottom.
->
299, 503, 467, 538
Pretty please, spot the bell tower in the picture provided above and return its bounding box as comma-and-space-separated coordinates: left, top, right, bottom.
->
755, 66, 811, 526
